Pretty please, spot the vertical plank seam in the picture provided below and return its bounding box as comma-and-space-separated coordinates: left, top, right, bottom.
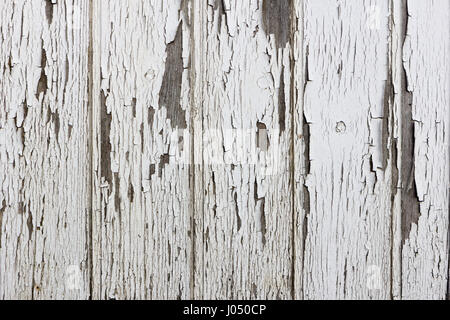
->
388, 0, 397, 301
88, 0, 94, 300
89, 0, 102, 299
188, 0, 196, 299
199, 0, 205, 300
299, 0, 307, 301
191, 0, 206, 299
391, 0, 409, 300
292, 0, 307, 300
398, 0, 409, 299
447, 224, 450, 299
289, 0, 296, 300
30, 0, 41, 298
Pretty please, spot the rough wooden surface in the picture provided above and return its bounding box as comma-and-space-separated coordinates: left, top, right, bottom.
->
297, 0, 393, 299
399, 0, 449, 300
0, 0, 90, 299
194, 0, 293, 300
91, 0, 192, 299
0, 0, 448, 300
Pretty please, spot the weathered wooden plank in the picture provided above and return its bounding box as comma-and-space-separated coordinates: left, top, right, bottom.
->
296, 0, 394, 299
0, 0, 90, 299
92, 0, 192, 299
399, 0, 449, 300
194, 0, 294, 299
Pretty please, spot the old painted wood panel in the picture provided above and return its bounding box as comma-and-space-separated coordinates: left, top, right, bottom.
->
0, 0, 90, 299
0, 0, 448, 300
194, 0, 293, 299
297, 0, 394, 299
91, 0, 192, 299
399, 0, 449, 300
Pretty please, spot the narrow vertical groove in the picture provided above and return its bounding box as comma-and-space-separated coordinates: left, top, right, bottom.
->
88, 0, 94, 300
390, 0, 408, 300
289, 0, 296, 300
30, 1, 45, 298
31, 228, 36, 300
398, 0, 409, 299
89, 0, 101, 299
188, 0, 196, 299
299, 0, 307, 300
291, 0, 307, 300
191, 0, 206, 299
199, 0, 205, 300
447, 227, 450, 299
447, 198, 450, 300
388, 0, 396, 300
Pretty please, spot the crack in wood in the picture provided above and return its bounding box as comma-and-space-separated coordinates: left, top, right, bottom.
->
278, 67, 286, 134
100, 91, 113, 191
114, 173, 121, 213
234, 192, 241, 232
36, 47, 48, 100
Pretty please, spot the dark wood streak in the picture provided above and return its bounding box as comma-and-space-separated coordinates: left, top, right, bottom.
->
128, 180, 134, 203
44, 0, 54, 25
278, 67, 286, 134
234, 192, 241, 232
213, 0, 226, 32
159, 24, 186, 129
50, 111, 60, 140
401, 89, 421, 245
262, 0, 291, 49
114, 173, 120, 213
100, 91, 113, 192
36, 47, 48, 100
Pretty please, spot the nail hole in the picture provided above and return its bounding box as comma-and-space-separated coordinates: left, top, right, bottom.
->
336, 121, 346, 133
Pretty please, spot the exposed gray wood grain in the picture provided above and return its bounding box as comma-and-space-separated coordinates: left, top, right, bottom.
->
296, 0, 394, 299
399, 0, 449, 300
0, 0, 90, 299
0, 0, 448, 301
194, 0, 294, 299
91, 0, 192, 299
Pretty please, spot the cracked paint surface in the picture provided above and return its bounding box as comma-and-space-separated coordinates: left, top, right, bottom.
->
0, 0, 448, 300
0, 0, 90, 299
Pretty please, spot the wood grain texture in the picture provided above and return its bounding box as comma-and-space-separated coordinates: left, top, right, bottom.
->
0, 0, 448, 300
0, 0, 90, 299
194, 0, 294, 299
297, 0, 394, 299
91, 0, 192, 299
399, 0, 449, 300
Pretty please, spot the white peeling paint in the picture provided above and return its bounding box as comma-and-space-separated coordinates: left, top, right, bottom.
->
0, 0, 448, 300
400, 0, 449, 300
298, 0, 394, 299
0, 0, 90, 299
